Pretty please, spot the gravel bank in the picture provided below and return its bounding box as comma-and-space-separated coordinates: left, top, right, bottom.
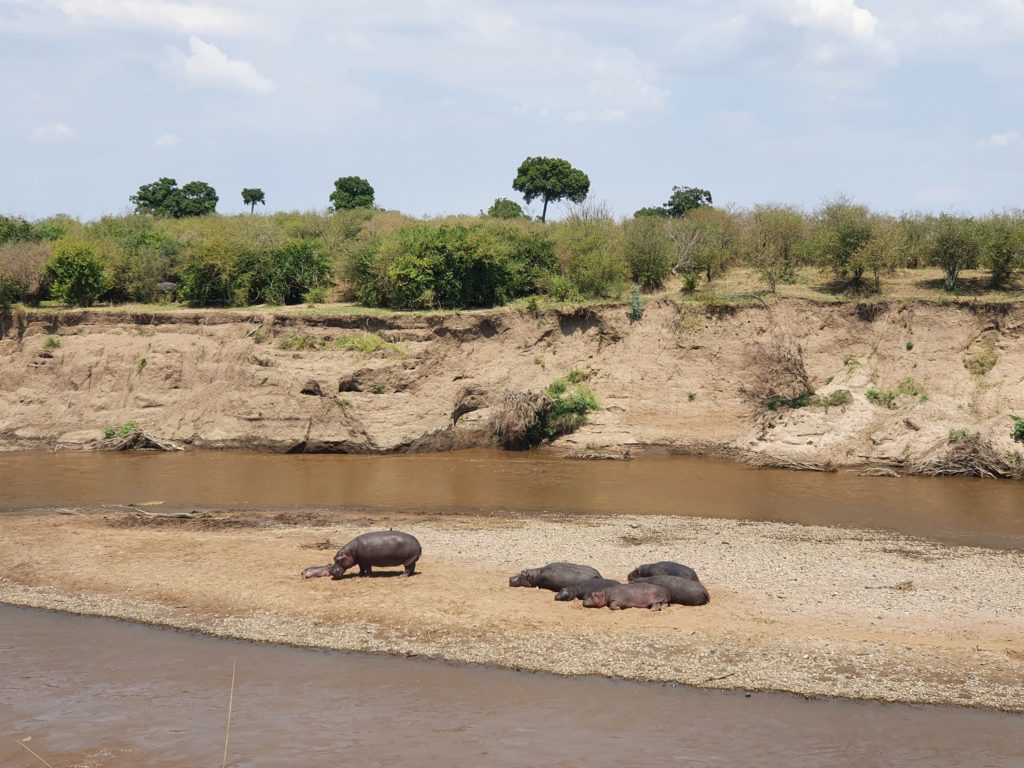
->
2, 508, 1023, 712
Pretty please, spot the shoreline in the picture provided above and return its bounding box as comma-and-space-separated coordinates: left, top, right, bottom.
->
3, 507, 1023, 713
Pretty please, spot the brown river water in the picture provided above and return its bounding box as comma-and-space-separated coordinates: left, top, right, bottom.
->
2, 605, 1023, 768
1, 449, 1023, 549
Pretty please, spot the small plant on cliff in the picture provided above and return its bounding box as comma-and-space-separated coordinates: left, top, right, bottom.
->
964, 344, 998, 377
280, 333, 323, 351
43, 335, 60, 350
627, 284, 644, 321
492, 376, 600, 448
103, 421, 139, 439
332, 332, 402, 356
866, 378, 927, 409
948, 428, 969, 443
1012, 416, 1024, 444
816, 389, 852, 410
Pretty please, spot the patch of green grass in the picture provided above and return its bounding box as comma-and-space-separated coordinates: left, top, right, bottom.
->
137, 357, 147, 374
279, 333, 323, 351
948, 427, 969, 443
964, 344, 998, 376
331, 331, 402, 356
566, 368, 587, 384
43, 335, 60, 350
866, 378, 927, 409
1012, 415, 1024, 444
102, 420, 139, 439
546, 378, 568, 397
816, 389, 852, 409
336, 397, 351, 408
369, 383, 386, 394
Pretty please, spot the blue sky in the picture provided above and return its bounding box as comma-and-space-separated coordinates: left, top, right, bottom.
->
1, 0, 1023, 220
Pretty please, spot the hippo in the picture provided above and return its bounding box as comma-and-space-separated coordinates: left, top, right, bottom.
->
629, 575, 710, 606
302, 530, 421, 579
583, 583, 671, 611
508, 562, 602, 592
627, 561, 699, 583
554, 578, 622, 602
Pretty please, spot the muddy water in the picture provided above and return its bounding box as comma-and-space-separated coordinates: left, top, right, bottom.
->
2, 450, 1023, 549
1, 606, 1020, 768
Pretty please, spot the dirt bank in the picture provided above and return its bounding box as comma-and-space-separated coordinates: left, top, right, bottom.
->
2, 507, 1022, 711
2, 298, 1023, 470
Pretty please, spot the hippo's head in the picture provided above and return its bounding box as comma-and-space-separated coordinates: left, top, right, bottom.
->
508, 571, 535, 588
554, 586, 575, 601
626, 568, 642, 583
582, 589, 609, 608
332, 550, 355, 576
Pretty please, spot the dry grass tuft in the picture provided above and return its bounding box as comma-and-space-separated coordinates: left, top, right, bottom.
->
913, 433, 1024, 480
491, 390, 552, 448
741, 336, 813, 410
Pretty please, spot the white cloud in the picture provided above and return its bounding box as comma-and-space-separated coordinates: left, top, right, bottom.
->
976, 130, 1020, 149
53, 0, 244, 34
30, 122, 76, 143
782, 0, 879, 40
180, 35, 274, 93
154, 132, 180, 147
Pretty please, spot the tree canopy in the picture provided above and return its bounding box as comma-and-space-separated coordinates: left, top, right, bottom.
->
242, 187, 266, 214
664, 186, 713, 217
130, 178, 218, 218
512, 157, 590, 223
487, 197, 526, 219
330, 176, 375, 210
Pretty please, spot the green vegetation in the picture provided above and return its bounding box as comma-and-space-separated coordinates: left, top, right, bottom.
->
628, 284, 644, 321
487, 198, 527, 219
46, 240, 109, 306
103, 421, 139, 439
538, 377, 599, 441
242, 188, 266, 214
816, 389, 852, 409
512, 157, 590, 223
332, 332, 402, 355
330, 176, 375, 211
866, 378, 928, 409
1013, 416, 1024, 443
43, 335, 60, 349
131, 178, 218, 218
369, 383, 386, 394
948, 427, 969, 443
635, 185, 712, 219
964, 344, 998, 376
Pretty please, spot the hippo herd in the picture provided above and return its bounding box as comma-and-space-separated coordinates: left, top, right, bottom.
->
302, 530, 710, 612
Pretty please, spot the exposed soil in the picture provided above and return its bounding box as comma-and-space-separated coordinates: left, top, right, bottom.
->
2, 298, 1023, 473
1, 507, 1023, 713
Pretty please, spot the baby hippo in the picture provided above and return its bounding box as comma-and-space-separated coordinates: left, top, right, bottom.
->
627, 561, 699, 583
554, 578, 622, 602
629, 575, 710, 606
509, 562, 602, 592
583, 583, 671, 611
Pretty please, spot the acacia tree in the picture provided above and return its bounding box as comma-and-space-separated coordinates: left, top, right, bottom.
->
664, 186, 712, 217
816, 197, 875, 289
487, 197, 526, 219
929, 215, 980, 291
242, 187, 266, 214
131, 177, 218, 218
512, 157, 590, 223
330, 176, 374, 210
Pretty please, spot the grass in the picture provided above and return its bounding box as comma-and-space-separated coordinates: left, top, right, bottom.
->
42, 335, 60, 349
964, 344, 998, 376
948, 427, 969, 443
103, 420, 139, 439
279, 331, 402, 355
866, 378, 928, 409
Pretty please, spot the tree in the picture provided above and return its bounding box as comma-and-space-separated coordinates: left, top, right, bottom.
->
621, 216, 672, 290
46, 240, 109, 307
487, 197, 526, 219
664, 186, 712, 217
633, 206, 668, 218
929, 215, 980, 291
242, 187, 266, 214
816, 197, 875, 289
330, 176, 375, 210
742, 205, 806, 292
978, 214, 1024, 288
512, 157, 590, 223
130, 177, 218, 218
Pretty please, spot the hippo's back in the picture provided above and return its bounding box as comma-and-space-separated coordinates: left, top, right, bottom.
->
345, 530, 421, 566
631, 575, 709, 605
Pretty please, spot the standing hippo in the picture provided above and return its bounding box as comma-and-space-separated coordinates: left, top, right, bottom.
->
302, 530, 421, 579
554, 578, 622, 602
583, 583, 671, 611
627, 561, 699, 583
629, 575, 710, 606
508, 562, 601, 592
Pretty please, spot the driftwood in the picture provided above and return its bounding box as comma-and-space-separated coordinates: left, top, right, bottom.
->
95, 428, 183, 452
912, 434, 1023, 480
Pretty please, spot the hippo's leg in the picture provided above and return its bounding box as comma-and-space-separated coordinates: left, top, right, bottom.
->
609, 602, 622, 610
402, 557, 418, 577
650, 602, 667, 611
358, 564, 373, 576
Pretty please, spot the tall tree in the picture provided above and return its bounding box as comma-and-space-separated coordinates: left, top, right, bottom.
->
486, 197, 526, 219
130, 178, 218, 218
242, 187, 266, 214
512, 157, 590, 223
330, 176, 375, 210
664, 186, 712, 217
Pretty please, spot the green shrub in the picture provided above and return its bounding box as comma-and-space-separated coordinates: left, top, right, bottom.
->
948, 427, 968, 443
1012, 416, 1024, 443
46, 240, 109, 306
621, 216, 672, 290
964, 344, 998, 376
348, 221, 556, 309
816, 389, 852, 409
0, 215, 34, 245
628, 284, 644, 321
280, 333, 323, 351
550, 218, 628, 299
103, 421, 139, 439
332, 332, 402, 356
929, 215, 980, 292
866, 378, 927, 409
369, 383, 386, 394
532, 377, 599, 441
43, 335, 60, 350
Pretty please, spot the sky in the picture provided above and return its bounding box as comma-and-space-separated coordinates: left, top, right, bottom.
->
1, 0, 1023, 221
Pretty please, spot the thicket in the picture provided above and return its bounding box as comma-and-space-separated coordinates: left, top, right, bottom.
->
0, 203, 1021, 311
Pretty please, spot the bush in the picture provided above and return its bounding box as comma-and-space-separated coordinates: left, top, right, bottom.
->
740, 205, 807, 291
1013, 416, 1024, 443
628, 284, 644, 321
620, 216, 672, 290
348, 221, 556, 309
46, 240, 109, 306
978, 214, 1023, 288
0, 241, 52, 305
487, 198, 526, 219
550, 218, 628, 299
929, 215, 980, 291
0, 215, 34, 245
89, 216, 179, 302
815, 197, 876, 289
866, 378, 927, 409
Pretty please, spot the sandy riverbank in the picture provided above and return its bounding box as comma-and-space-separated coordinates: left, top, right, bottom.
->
2, 507, 1022, 712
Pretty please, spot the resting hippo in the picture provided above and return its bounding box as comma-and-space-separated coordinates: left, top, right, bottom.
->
302, 530, 421, 579
509, 562, 601, 592
627, 561, 699, 583
554, 578, 622, 602
629, 575, 710, 606
583, 583, 671, 611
